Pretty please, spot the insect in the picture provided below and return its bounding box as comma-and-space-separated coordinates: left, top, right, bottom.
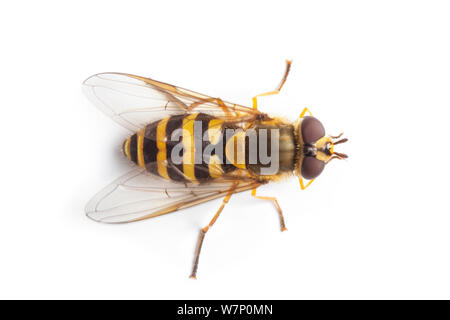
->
83, 61, 348, 279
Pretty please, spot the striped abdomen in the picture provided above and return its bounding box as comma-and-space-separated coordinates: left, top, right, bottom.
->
122, 113, 234, 182
122, 113, 296, 182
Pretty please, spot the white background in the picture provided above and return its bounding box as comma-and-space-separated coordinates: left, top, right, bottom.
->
1, 0, 449, 299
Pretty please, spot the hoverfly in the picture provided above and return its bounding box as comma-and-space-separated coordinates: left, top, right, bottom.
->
83, 61, 348, 279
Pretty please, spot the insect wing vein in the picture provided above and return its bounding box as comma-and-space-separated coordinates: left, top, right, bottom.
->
85, 168, 260, 223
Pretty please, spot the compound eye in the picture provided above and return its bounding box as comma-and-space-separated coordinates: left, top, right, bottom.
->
301, 156, 325, 180
301, 116, 325, 144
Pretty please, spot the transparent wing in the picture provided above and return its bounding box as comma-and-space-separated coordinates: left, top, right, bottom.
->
85, 168, 261, 224
83, 72, 263, 132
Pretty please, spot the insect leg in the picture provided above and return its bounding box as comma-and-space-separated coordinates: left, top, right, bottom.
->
187, 97, 233, 116
299, 107, 313, 118
299, 177, 314, 190
251, 188, 287, 232
252, 60, 292, 110
189, 184, 237, 279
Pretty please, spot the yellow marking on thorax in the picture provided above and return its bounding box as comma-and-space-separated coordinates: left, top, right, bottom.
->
182, 113, 199, 181
208, 154, 223, 178
124, 138, 131, 160
137, 128, 145, 168
225, 130, 247, 169
156, 117, 170, 179
208, 119, 224, 145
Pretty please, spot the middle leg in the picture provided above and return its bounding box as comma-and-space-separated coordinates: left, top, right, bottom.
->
252, 60, 292, 110
251, 188, 287, 232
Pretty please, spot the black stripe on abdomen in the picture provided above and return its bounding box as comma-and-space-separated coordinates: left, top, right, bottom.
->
143, 122, 158, 173
165, 115, 186, 182
194, 113, 214, 180
129, 134, 138, 164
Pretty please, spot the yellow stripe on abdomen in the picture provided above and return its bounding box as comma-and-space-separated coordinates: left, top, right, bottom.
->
182, 113, 199, 182
208, 154, 223, 178
208, 119, 224, 145
225, 130, 247, 169
156, 117, 170, 180
124, 138, 131, 160
137, 128, 145, 168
